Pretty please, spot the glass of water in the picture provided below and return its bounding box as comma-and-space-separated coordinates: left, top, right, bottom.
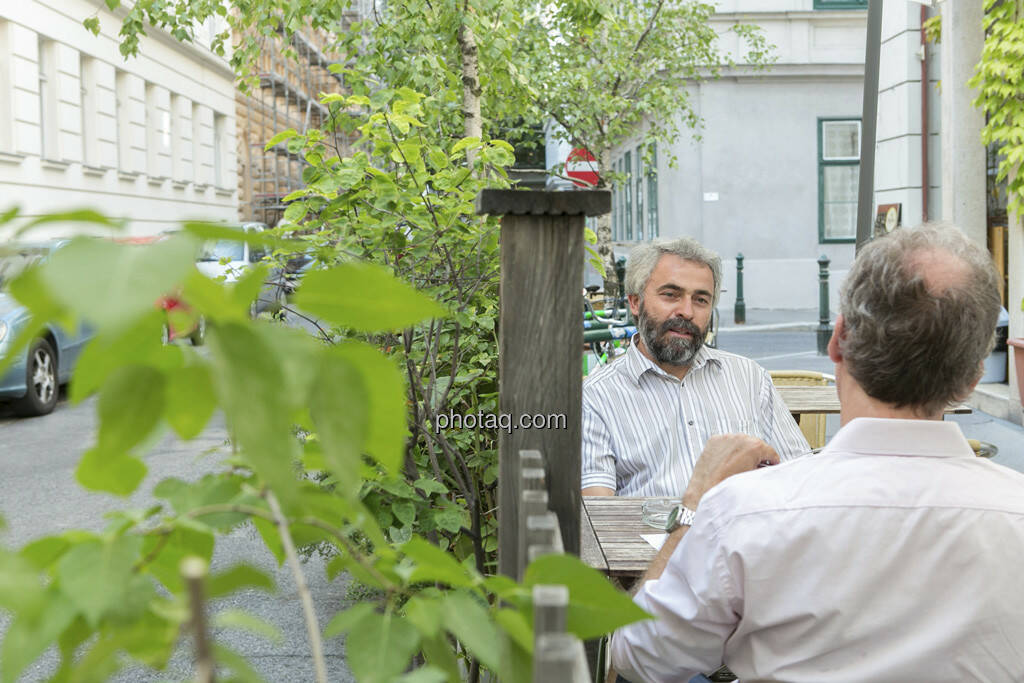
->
641, 498, 677, 530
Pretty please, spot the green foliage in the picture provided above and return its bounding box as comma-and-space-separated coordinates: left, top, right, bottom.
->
970, 0, 1024, 221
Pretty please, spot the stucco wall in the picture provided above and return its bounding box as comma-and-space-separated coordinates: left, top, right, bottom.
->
0, 0, 238, 238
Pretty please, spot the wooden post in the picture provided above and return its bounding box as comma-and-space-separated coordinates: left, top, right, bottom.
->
476, 189, 611, 577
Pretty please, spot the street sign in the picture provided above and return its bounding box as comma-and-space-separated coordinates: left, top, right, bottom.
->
566, 148, 599, 188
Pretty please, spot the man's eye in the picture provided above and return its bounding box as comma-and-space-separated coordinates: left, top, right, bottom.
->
695, 297, 710, 306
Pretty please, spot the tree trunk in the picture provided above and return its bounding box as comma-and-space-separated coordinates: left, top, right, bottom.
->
457, 7, 482, 170
596, 149, 618, 298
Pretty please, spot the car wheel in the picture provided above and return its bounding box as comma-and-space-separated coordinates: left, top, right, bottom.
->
13, 338, 59, 416
190, 316, 207, 346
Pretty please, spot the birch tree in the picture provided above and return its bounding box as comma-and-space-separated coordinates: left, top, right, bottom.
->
518, 0, 773, 290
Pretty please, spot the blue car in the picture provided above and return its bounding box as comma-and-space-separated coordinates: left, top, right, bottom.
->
0, 241, 91, 416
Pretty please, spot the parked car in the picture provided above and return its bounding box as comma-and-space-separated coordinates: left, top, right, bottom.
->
196, 222, 287, 316
0, 241, 92, 416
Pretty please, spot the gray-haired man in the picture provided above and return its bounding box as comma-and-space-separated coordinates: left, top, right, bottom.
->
612, 223, 1024, 681
581, 237, 809, 498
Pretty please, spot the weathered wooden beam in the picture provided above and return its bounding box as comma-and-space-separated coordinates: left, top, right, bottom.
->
478, 189, 610, 578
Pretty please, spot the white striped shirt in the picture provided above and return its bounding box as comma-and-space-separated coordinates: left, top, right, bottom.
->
582, 338, 810, 497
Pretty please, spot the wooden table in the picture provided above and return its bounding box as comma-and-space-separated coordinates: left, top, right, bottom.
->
777, 385, 971, 415
581, 496, 660, 577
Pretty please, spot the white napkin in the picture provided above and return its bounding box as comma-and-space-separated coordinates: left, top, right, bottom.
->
641, 533, 668, 550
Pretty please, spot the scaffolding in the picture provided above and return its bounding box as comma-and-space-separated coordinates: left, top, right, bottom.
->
236, 25, 353, 226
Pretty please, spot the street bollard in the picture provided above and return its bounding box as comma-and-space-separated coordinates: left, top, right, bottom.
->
734, 253, 746, 324
817, 254, 832, 355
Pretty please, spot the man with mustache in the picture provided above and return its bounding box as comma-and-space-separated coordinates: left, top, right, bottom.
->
581, 237, 809, 498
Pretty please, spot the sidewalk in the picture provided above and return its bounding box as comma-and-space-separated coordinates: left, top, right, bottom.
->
718, 307, 822, 333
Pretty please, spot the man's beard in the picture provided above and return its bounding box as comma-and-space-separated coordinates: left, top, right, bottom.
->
637, 302, 707, 367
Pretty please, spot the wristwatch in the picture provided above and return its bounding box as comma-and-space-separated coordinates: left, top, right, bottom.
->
665, 504, 696, 532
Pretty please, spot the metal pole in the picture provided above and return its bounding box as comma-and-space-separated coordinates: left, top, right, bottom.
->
817, 255, 832, 355
856, 0, 884, 252
734, 253, 746, 324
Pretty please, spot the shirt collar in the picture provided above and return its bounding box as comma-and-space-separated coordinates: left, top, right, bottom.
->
619, 334, 722, 386
823, 417, 975, 459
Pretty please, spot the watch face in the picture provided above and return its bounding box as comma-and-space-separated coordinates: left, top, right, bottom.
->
665, 506, 681, 532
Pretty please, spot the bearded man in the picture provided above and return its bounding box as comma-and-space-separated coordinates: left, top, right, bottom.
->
581, 238, 809, 497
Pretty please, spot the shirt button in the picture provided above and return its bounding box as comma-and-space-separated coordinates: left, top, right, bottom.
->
687, 420, 694, 426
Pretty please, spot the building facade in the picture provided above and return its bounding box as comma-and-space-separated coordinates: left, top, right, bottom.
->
551, 0, 868, 311
0, 0, 238, 238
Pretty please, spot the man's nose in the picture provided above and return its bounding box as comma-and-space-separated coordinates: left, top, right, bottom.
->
676, 296, 695, 320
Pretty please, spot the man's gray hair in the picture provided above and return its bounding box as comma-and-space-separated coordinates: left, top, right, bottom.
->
625, 237, 722, 305
839, 222, 1001, 415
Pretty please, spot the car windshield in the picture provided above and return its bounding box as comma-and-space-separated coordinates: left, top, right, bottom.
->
199, 240, 245, 262
0, 247, 48, 290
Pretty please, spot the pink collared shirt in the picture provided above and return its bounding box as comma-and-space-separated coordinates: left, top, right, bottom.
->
612, 417, 1024, 682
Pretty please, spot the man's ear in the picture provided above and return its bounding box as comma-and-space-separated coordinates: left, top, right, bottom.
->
827, 314, 845, 363
627, 294, 641, 317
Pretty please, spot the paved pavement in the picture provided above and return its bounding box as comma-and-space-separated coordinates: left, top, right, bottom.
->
0, 394, 354, 683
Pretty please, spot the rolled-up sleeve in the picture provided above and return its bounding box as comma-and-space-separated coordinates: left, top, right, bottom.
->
759, 371, 811, 461
611, 494, 741, 682
582, 393, 618, 491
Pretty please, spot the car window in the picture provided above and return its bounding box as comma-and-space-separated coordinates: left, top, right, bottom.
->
199, 239, 245, 262
0, 247, 48, 290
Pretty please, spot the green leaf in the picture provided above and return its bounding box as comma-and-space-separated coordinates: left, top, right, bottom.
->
214, 609, 283, 644
1, 591, 77, 683
402, 537, 476, 588
164, 363, 216, 440
324, 602, 375, 639
309, 349, 369, 495
524, 554, 651, 640
495, 608, 533, 654
324, 341, 409, 472
293, 262, 446, 333
56, 535, 143, 627
393, 501, 416, 526
13, 208, 122, 237
419, 633, 462, 683
451, 137, 482, 154
265, 128, 299, 150
403, 595, 442, 637
214, 643, 270, 683
393, 667, 448, 683
207, 564, 275, 598
97, 364, 166, 454
283, 201, 308, 224
76, 447, 147, 496
19, 536, 71, 571
441, 592, 503, 673
70, 309, 178, 402
0, 549, 45, 613
39, 234, 197, 330
414, 478, 447, 495
346, 611, 421, 683
207, 324, 299, 504
183, 221, 289, 252
432, 507, 466, 534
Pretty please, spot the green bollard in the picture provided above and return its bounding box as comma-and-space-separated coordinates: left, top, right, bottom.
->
734, 253, 746, 324
817, 254, 832, 355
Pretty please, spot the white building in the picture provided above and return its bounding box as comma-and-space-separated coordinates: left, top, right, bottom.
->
0, 0, 238, 238
551, 0, 868, 311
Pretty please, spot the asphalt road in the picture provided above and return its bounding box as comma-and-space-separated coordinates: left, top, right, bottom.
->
0, 393, 355, 683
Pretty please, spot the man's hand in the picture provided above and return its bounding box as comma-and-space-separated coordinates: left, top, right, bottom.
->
682, 434, 780, 509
